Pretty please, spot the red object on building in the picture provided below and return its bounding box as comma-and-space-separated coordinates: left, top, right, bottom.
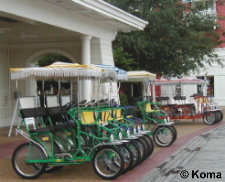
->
216, 1, 225, 48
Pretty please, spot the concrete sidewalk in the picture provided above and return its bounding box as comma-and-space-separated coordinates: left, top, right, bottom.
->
1, 121, 225, 182
139, 125, 225, 182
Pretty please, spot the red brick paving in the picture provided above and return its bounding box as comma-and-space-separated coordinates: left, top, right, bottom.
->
0, 139, 27, 159
1, 122, 224, 181
114, 122, 225, 182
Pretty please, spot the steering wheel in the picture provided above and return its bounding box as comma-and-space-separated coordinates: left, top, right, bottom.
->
60, 101, 77, 113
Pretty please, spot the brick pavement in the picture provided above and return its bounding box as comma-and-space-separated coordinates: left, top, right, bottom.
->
139, 125, 225, 182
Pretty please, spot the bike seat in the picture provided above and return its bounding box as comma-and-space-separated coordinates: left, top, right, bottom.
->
29, 127, 55, 134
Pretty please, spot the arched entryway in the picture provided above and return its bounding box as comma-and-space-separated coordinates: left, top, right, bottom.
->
24, 49, 77, 96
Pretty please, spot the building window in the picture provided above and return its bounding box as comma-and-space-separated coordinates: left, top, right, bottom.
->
192, 1, 215, 11
175, 84, 182, 96
197, 76, 214, 97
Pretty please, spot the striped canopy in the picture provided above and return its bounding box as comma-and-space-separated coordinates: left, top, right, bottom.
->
126, 71, 156, 82
153, 77, 205, 85
93, 64, 127, 81
10, 62, 107, 80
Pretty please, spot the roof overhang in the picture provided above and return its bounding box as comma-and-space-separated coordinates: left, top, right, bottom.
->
0, 0, 148, 45
70, 0, 148, 31
45, 0, 148, 31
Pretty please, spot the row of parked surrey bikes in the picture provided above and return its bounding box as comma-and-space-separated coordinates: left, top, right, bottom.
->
11, 97, 178, 180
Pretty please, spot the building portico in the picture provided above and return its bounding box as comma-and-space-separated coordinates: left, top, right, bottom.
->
0, 0, 147, 127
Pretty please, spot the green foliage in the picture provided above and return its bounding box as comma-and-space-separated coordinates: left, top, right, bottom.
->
104, 0, 225, 77
113, 46, 135, 71
37, 53, 71, 67
36, 54, 72, 92
119, 93, 128, 106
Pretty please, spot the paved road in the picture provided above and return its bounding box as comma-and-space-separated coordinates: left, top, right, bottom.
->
139, 125, 225, 182
0, 120, 224, 182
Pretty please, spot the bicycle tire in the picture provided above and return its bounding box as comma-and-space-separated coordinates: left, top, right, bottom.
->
12, 142, 47, 179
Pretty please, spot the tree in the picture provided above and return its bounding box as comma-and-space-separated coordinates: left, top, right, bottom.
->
37, 53, 71, 67
36, 54, 72, 93
105, 0, 225, 77
113, 45, 135, 71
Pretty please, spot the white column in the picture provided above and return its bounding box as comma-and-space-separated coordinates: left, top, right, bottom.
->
81, 35, 92, 101
152, 85, 156, 102
26, 63, 37, 96
203, 75, 207, 96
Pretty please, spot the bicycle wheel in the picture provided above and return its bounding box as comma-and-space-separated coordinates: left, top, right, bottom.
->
168, 125, 177, 142
45, 165, 64, 173
12, 142, 47, 179
217, 110, 223, 122
130, 139, 146, 164
203, 112, 216, 125
117, 144, 133, 173
92, 146, 124, 180
213, 111, 220, 123
142, 135, 154, 157
137, 137, 149, 160
214, 110, 223, 123
153, 125, 176, 147
125, 142, 141, 169
45, 141, 64, 173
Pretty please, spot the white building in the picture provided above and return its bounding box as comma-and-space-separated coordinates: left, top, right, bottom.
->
191, 48, 225, 106
0, 0, 147, 127
188, 0, 225, 106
